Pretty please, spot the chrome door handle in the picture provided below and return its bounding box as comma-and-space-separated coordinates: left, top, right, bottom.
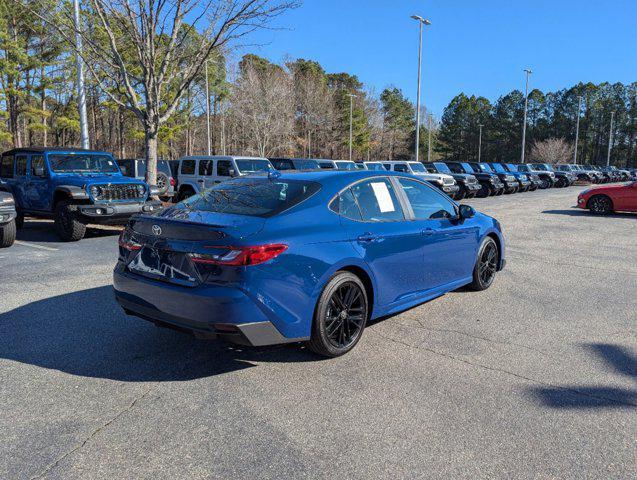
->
357, 233, 378, 243
421, 228, 434, 236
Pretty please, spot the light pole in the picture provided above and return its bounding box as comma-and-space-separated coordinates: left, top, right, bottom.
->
411, 15, 431, 162
346, 93, 357, 161
73, 0, 89, 149
427, 114, 433, 162
520, 68, 532, 163
478, 124, 483, 162
606, 111, 615, 167
573, 96, 582, 164
205, 61, 211, 155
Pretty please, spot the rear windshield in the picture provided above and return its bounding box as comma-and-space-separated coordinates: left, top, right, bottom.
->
178, 178, 320, 217
235, 159, 271, 174
505, 164, 517, 172
49, 154, 119, 173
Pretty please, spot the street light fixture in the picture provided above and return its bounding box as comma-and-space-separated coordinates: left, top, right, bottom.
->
411, 15, 431, 162
346, 93, 357, 161
520, 68, 532, 164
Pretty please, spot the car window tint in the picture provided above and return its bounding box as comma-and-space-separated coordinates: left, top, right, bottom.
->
118, 160, 133, 176
217, 160, 231, 176
350, 178, 404, 222
15, 155, 27, 176
181, 160, 195, 175
31, 155, 46, 177
394, 164, 409, 173
1, 154, 14, 178
272, 159, 293, 170
398, 177, 456, 220
199, 159, 213, 176
330, 188, 362, 221
383, 164, 392, 171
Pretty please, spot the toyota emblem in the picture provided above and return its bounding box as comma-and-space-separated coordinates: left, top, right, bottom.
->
152, 225, 162, 236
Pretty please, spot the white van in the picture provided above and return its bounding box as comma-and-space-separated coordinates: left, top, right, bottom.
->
176, 155, 273, 201
381, 161, 460, 198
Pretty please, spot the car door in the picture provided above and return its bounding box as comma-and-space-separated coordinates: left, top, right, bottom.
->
24, 154, 50, 211
336, 177, 430, 307
179, 159, 197, 191
198, 159, 215, 189
613, 182, 637, 211
12, 154, 29, 211
215, 159, 233, 184
396, 177, 478, 287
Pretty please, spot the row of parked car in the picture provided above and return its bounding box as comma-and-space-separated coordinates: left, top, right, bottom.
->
0, 147, 635, 247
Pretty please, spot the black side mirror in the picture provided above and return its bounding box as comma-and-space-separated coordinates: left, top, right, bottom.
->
458, 204, 475, 219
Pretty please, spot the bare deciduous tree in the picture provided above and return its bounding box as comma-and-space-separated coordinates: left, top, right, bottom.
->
530, 137, 573, 164
28, 0, 297, 186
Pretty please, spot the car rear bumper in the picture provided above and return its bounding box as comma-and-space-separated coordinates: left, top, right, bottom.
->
79, 200, 162, 221
113, 265, 308, 346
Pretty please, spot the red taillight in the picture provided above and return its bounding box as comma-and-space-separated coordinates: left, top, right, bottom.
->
189, 244, 288, 266
118, 230, 142, 251
170, 178, 176, 186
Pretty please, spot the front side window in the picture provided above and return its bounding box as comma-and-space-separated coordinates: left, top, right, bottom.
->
366, 163, 385, 171
318, 161, 335, 169
271, 159, 293, 170
15, 155, 28, 176
446, 163, 464, 174
491, 163, 506, 173
460, 163, 474, 173
48, 154, 119, 173
408, 162, 427, 173
1, 154, 14, 178
236, 159, 271, 174
394, 163, 409, 173
217, 160, 232, 177
505, 164, 518, 172
336, 161, 357, 171
398, 178, 456, 220
350, 178, 404, 222
31, 155, 46, 178
180, 160, 195, 175
199, 160, 213, 176
175, 178, 320, 218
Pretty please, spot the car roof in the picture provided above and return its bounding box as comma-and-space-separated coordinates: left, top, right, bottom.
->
178, 155, 269, 161
3, 147, 112, 155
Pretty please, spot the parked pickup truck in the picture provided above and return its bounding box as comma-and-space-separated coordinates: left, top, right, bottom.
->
0, 190, 16, 247
0, 147, 162, 241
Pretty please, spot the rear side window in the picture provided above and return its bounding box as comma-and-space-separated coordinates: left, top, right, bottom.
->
1, 155, 13, 178
272, 159, 293, 170
217, 160, 232, 176
318, 161, 334, 169
383, 164, 392, 171
118, 160, 134, 177
15, 155, 27, 176
178, 178, 320, 218
31, 155, 46, 178
329, 188, 362, 221
398, 178, 455, 220
350, 178, 404, 222
199, 160, 213, 176
181, 160, 195, 175
394, 164, 409, 173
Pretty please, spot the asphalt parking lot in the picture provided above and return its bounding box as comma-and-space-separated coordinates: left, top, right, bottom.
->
1, 185, 635, 479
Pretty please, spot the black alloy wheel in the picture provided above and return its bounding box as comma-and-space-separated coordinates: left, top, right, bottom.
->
309, 271, 368, 357
588, 195, 613, 214
469, 237, 499, 291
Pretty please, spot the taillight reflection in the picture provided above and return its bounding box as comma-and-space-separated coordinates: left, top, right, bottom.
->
189, 244, 288, 266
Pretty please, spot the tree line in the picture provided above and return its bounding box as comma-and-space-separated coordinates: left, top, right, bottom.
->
1, 0, 635, 181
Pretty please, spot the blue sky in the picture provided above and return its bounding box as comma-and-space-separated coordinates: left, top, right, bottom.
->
246, 0, 637, 117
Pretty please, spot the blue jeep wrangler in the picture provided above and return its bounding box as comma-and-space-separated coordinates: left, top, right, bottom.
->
0, 148, 162, 241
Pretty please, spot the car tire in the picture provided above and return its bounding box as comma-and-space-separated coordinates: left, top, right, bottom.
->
455, 190, 466, 201
587, 195, 613, 214
477, 184, 491, 198
308, 271, 369, 357
496, 188, 504, 196
54, 201, 86, 241
468, 236, 499, 291
0, 219, 16, 248
155, 172, 169, 195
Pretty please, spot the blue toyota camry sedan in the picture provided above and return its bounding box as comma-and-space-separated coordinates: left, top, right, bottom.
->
113, 170, 505, 357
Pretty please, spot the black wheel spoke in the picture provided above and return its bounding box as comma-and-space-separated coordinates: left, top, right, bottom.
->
322, 281, 366, 349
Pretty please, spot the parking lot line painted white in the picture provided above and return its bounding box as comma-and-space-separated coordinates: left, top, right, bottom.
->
14, 241, 59, 252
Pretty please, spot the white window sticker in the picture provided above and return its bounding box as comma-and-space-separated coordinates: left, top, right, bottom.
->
370, 182, 395, 213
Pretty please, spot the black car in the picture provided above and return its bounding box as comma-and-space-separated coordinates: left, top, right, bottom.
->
489, 162, 532, 192
517, 164, 556, 188
469, 162, 519, 194
0, 190, 17, 247
424, 162, 481, 200
531, 163, 576, 187
269, 158, 322, 171
445, 162, 505, 197
503, 164, 539, 191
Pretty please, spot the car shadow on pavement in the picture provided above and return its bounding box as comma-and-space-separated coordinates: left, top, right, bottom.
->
17, 220, 122, 243
542, 209, 636, 218
0, 286, 317, 382
529, 343, 637, 409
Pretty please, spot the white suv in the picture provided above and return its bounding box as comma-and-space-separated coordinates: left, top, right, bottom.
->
382, 161, 460, 198
176, 155, 273, 201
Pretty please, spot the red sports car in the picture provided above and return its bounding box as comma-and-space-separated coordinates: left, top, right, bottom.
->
577, 181, 637, 214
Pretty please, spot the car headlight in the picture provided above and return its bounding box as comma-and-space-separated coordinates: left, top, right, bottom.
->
90, 185, 101, 198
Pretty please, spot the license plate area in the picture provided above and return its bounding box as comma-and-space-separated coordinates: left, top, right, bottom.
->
128, 246, 200, 286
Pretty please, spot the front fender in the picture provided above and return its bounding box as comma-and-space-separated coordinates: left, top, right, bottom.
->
55, 185, 89, 200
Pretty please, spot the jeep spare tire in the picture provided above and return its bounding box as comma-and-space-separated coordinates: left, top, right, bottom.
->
54, 201, 86, 241
155, 172, 169, 195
